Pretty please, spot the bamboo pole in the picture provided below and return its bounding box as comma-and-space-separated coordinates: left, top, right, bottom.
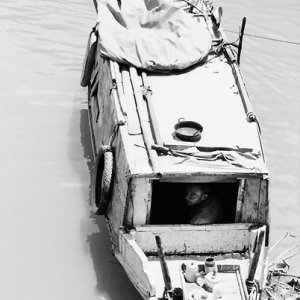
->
141, 72, 163, 146
155, 235, 173, 300
129, 66, 160, 175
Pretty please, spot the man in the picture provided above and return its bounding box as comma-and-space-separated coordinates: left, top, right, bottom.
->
185, 183, 225, 225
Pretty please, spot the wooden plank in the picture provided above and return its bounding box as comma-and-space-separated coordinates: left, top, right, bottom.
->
131, 178, 152, 226
123, 177, 152, 227
239, 178, 269, 226
257, 179, 269, 226
235, 179, 246, 222
117, 230, 156, 298
137, 223, 253, 232
121, 68, 142, 135
159, 175, 238, 183
108, 62, 154, 177
240, 178, 261, 223
155, 153, 268, 179
134, 224, 253, 254
107, 182, 127, 247
111, 61, 128, 117
95, 57, 117, 145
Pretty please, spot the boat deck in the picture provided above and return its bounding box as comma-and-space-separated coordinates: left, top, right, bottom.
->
146, 257, 249, 299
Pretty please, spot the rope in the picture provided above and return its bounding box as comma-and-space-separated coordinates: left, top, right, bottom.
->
109, 121, 126, 148
175, 0, 204, 14
225, 30, 300, 45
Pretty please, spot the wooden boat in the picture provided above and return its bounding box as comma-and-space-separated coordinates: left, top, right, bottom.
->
81, 0, 272, 299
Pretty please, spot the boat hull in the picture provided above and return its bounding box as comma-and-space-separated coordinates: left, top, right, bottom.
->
84, 1, 271, 298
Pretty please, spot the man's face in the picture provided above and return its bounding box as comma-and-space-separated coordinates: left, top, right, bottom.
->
185, 185, 206, 206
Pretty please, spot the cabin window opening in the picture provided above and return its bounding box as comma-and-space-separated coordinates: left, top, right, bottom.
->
150, 181, 239, 225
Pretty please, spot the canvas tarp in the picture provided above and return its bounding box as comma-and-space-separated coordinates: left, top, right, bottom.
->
96, 0, 212, 71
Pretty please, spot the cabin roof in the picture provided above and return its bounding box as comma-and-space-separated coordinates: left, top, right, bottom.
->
140, 56, 269, 178
112, 55, 268, 179
148, 57, 261, 152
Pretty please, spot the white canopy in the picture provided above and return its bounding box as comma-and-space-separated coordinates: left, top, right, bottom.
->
96, 0, 212, 71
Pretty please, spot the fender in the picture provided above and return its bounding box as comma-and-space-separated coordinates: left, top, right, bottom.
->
92, 146, 114, 215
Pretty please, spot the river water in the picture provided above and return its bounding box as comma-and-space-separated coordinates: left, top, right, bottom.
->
0, 1, 299, 299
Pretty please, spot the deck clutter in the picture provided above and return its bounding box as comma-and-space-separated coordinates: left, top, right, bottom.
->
79, 0, 299, 299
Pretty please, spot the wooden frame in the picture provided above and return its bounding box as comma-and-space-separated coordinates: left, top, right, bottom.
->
133, 223, 261, 255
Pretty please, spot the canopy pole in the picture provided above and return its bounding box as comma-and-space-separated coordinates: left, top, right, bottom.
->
141, 72, 163, 146
129, 67, 160, 175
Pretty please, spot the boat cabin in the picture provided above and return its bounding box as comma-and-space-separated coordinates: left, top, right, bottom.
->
86, 54, 269, 299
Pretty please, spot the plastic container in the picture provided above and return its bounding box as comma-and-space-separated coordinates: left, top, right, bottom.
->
205, 271, 221, 293
204, 257, 216, 274
184, 261, 199, 283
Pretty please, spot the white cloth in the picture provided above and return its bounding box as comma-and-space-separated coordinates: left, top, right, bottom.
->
96, 0, 212, 71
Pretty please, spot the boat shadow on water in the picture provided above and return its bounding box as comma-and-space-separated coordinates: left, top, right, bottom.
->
79, 108, 142, 299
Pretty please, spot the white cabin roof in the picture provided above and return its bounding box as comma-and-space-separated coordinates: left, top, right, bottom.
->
148, 57, 261, 152
139, 57, 268, 178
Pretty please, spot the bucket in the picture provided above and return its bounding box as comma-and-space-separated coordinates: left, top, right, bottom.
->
205, 257, 216, 274
174, 118, 203, 142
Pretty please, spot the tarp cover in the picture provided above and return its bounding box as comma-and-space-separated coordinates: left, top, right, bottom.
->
96, 0, 212, 71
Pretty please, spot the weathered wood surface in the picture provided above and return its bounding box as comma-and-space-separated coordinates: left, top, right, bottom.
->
90, 54, 154, 245
150, 162, 268, 181
91, 54, 268, 179
91, 53, 153, 176
87, 2, 271, 298
239, 178, 269, 227
129, 66, 160, 175
235, 179, 246, 222
124, 178, 152, 226
248, 225, 268, 287
147, 58, 262, 151
117, 230, 156, 298
111, 61, 128, 117
121, 67, 142, 135
145, 258, 249, 300
117, 228, 251, 300
134, 224, 256, 254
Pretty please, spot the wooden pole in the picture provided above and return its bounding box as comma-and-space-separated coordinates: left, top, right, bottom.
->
155, 235, 173, 299
141, 72, 163, 146
129, 66, 160, 175
246, 230, 265, 293
237, 17, 247, 65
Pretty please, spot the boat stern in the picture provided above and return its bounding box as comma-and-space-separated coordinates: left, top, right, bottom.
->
115, 224, 268, 300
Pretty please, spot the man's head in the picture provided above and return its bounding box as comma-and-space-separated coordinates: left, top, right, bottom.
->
185, 183, 212, 206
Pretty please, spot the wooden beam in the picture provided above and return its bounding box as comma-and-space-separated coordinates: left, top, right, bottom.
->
235, 179, 246, 222
135, 224, 255, 254
129, 67, 160, 175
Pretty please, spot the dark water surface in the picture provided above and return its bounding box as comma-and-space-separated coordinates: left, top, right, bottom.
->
0, 0, 299, 299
